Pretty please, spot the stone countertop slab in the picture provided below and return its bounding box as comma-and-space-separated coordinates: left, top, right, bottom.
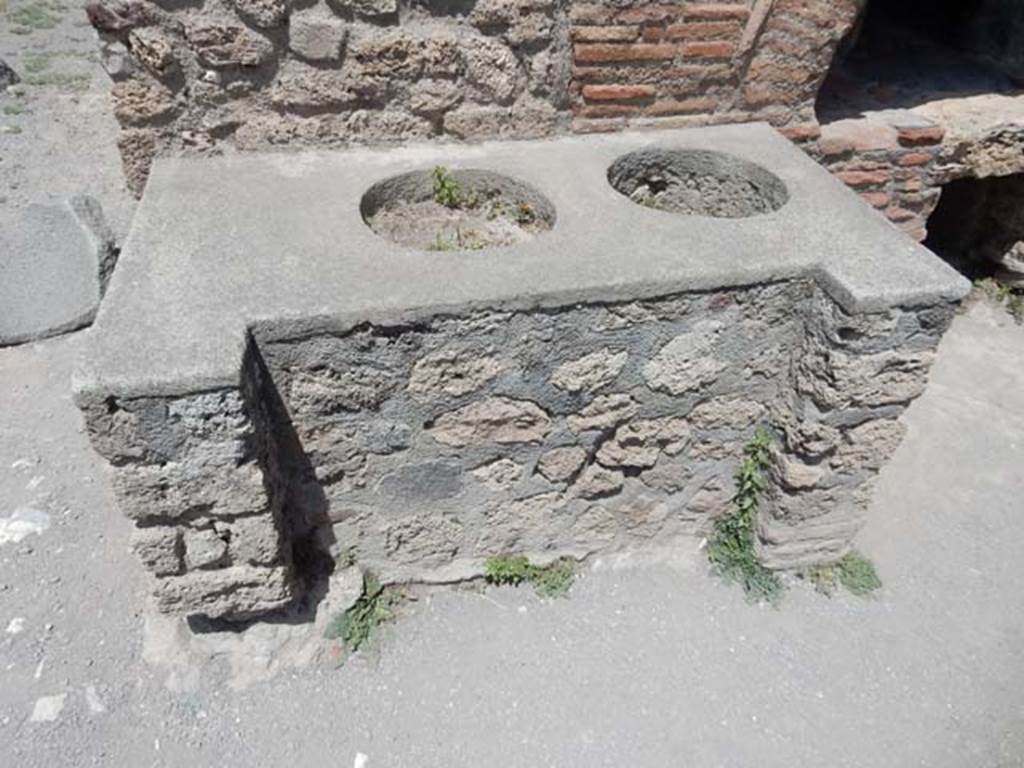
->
74, 122, 970, 398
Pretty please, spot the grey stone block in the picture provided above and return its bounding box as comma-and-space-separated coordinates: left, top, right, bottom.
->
289, 6, 348, 62
0, 197, 117, 347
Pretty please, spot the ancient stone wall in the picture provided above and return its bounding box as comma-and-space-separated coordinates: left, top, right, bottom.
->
77, 275, 953, 619
258, 282, 810, 582
87, 0, 865, 195
87, 0, 1024, 249
88, 0, 575, 194
76, 342, 300, 619
762, 288, 955, 567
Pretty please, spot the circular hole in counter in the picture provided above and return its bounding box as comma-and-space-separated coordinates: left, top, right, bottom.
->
361, 167, 556, 252
607, 148, 789, 218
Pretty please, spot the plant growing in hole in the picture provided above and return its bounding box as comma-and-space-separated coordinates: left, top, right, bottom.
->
484, 554, 576, 598
432, 165, 478, 210
324, 572, 404, 651
800, 550, 882, 597
706, 428, 784, 603
426, 227, 487, 252
427, 232, 457, 252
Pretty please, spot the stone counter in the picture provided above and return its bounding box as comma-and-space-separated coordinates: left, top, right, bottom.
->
74, 123, 969, 619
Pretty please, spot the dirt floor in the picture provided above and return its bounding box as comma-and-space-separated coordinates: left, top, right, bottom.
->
0, 0, 135, 237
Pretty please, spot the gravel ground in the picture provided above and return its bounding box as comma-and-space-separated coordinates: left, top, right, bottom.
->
0, 304, 1022, 768
0, 0, 135, 237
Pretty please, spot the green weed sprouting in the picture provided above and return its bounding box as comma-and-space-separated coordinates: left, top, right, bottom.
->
324, 572, 403, 651
801, 550, 882, 597
706, 428, 784, 603
484, 554, 576, 598
432, 165, 469, 209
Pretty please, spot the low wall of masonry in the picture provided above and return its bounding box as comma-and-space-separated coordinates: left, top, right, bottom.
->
79, 279, 954, 618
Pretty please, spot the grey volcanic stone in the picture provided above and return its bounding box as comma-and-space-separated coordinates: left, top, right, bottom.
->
1, 198, 117, 347
377, 461, 463, 501
0, 58, 19, 89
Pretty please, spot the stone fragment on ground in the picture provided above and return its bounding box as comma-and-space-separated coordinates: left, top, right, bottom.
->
0, 58, 18, 89
29, 694, 67, 723
0, 197, 118, 347
142, 565, 365, 690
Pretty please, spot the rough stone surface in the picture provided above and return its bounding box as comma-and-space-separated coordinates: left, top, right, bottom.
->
111, 79, 176, 125
551, 348, 627, 393
127, 28, 176, 75
428, 397, 552, 447
5, 307, 1024, 764
289, 7, 348, 62
186, 22, 274, 69
0, 198, 117, 347
230, 0, 290, 28
643, 321, 727, 395
567, 394, 639, 433
91, 0, 570, 193
775, 453, 824, 491
536, 446, 587, 483
131, 527, 182, 577
596, 417, 690, 469
477, 492, 564, 554
83, 0, 1018, 269
385, 514, 462, 566
76, 353, 298, 619
334, 0, 397, 18
471, 458, 523, 491
80, 270, 955, 611
688, 398, 766, 431
571, 464, 624, 499
408, 349, 503, 399
153, 566, 294, 619
184, 528, 230, 570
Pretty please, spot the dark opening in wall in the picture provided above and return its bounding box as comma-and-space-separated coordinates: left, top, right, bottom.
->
816, 0, 1024, 120
925, 174, 1024, 286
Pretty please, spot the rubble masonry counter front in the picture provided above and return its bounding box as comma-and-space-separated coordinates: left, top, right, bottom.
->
73, 123, 969, 620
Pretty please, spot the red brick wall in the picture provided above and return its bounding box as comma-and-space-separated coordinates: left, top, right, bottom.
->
819, 118, 946, 242
569, 0, 863, 136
